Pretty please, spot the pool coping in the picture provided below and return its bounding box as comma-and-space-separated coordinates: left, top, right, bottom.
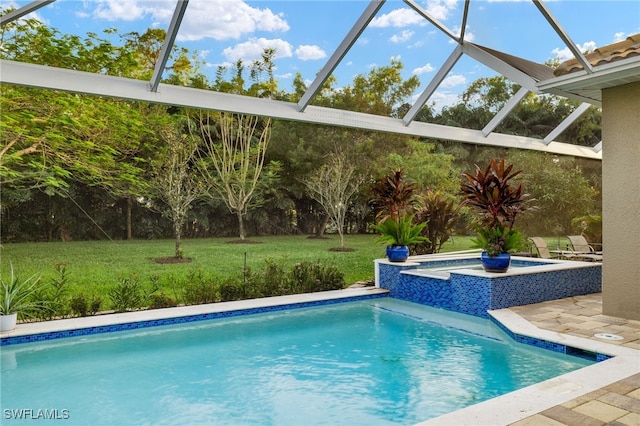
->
1, 287, 638, 426
0, 287, 388, 342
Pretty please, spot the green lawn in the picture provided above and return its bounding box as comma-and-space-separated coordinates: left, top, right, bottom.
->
0, 234, 477, 296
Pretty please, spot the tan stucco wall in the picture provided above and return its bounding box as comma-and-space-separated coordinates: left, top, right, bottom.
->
601, 82, 640, 320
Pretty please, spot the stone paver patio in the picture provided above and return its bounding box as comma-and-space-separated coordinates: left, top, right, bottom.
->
509, 293, 640, 426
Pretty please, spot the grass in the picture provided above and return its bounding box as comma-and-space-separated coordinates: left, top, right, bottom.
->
0, 234, 477, 299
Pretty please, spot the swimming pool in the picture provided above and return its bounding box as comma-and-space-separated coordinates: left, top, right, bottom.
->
1, 297, 594, 425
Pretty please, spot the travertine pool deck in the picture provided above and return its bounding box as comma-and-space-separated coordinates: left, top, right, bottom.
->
1, 290, 639, 425
508, 293, 640, 426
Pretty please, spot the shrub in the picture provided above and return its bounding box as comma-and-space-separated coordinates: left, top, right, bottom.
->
33, 263, 71, 320
181, 269, 219, 305
246, 259, 288, 298
69, 293, 102, 317
147, 293, 177, 309
219, 277, 244, 302
247, 260, 345, 297
414, 190, 460, 255
292, 261, 345, 292
108, 275, 144, 312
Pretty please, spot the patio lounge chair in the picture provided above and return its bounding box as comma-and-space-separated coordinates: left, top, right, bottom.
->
566, 235, 603, 261
529, 237, 578, 259
529, 237, 554, 259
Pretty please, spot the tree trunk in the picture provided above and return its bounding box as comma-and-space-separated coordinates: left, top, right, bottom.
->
237, 211, 246, 240
338, 229, 345, 248
174, 224, 182, 258
314, 214, 329, 237
126, 197, 133, 240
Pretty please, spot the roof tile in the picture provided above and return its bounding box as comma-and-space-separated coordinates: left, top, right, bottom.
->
554, 34, 640, 76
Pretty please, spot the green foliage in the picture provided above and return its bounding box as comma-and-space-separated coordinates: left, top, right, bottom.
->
108, 275, 144, 313
246, 259, 288, 298
219, 279, 245, 302
181, 269, 220, 305
472, 226, 527, 257
571, 214, 602, 244
382, 140, 459, 194
414, 190, 460, 254
147, 293, 178, 310
247, 259, 345, 297
289, 261, 345, 293
0, 263, 46, 319
70, 293, 102, 317
507, 151, 598, 236
32, 263, 70, 320
372, 216, 428, 247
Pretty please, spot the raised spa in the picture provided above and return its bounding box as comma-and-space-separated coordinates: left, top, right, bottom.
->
375, 254, 602, 318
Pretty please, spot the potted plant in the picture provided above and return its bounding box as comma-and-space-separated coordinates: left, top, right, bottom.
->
372, 215, 428, 262
460, 159, 531, 272
1, 263, 45, 331
370, 169, 428, 262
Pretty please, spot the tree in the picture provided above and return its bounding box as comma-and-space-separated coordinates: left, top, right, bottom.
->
507, 151, 598, 236
150, 121, 205, 258
303, 153, 364, 249
381, 140, 459, 193
195, 112, 274, 240
0, 85, 149, 194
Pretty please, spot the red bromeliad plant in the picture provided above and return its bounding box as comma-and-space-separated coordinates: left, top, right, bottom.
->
460, 159, 531, 256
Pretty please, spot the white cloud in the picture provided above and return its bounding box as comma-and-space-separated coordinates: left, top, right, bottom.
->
413, 63, 435, 75
451, 25, 474, 42
440, 74, 466, 88
88, 0, 289, 41
92, 0, 161, 21
370, 8, 425, 28
295, 45, 326, 61
551, 40, 597, 62
222, 37, 292, 62
427, 90, 461, 112
425, 0, 458, 21
390, 30, 414, 43
179, 0, 289, 41
614, 32, 627, 42
370, 0, 457, 30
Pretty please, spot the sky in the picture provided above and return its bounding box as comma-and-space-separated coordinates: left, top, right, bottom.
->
3, 0, 640, 110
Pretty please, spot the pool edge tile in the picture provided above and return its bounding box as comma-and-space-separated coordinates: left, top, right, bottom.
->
0, 288, 389, 345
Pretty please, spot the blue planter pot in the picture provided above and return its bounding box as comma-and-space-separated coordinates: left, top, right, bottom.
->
386, 245, 410, 262
480, 252, 511, 273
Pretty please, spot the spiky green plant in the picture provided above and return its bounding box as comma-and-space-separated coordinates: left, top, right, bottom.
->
1, 263, 46, 319
372, 215, 428, 246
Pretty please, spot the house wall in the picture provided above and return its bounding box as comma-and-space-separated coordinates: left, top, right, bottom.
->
602, 81, 640, 320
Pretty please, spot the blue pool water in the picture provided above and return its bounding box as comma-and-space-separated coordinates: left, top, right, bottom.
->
1, 299, 593, 425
